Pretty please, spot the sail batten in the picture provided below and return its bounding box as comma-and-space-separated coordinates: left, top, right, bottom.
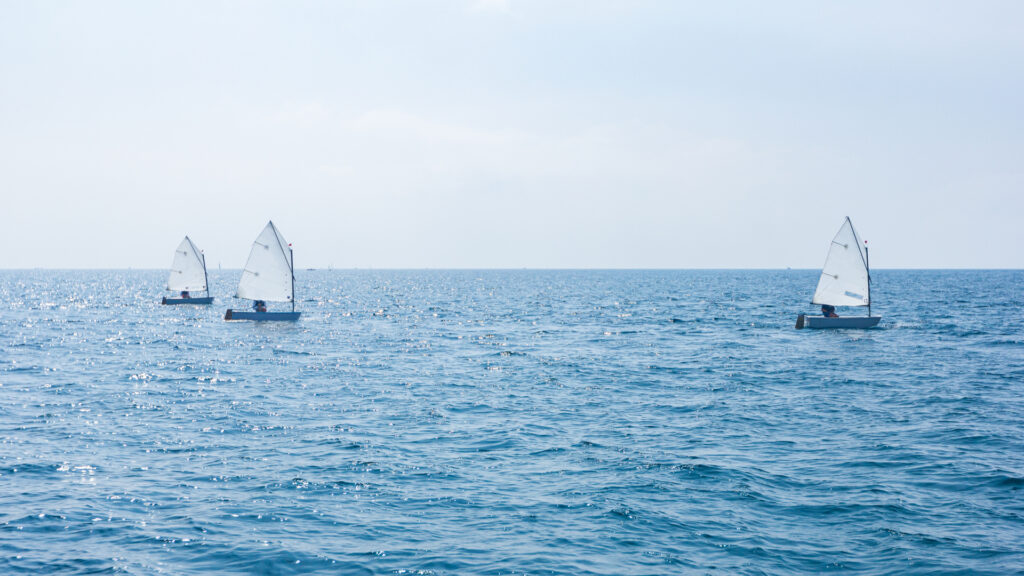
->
167, 236, 208, 292
235, 221, 294, 302
811, 217, 870, 307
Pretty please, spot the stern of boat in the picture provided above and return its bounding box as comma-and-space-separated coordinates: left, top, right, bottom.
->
800, 316, 881, 329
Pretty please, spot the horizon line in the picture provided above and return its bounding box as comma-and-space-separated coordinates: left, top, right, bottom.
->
1, 267, 1022, 272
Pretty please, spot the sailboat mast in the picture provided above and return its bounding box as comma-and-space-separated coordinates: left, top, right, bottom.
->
202, 252, 210, 298
865, 243, 871, 318
291, 247, 295, 313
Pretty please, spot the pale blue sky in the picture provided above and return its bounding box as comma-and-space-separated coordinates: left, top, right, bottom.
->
2, 1, 1022, 268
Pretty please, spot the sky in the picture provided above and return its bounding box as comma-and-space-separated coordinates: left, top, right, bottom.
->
1, 1, 1022, 269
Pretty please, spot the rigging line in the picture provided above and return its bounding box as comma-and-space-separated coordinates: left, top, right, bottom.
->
267, 225, 292, 267
187, 238, 202, 259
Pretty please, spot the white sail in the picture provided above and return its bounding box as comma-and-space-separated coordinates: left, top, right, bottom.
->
167, 236, 208, 292
811, 217, 870, 307
236, 221, 294, 302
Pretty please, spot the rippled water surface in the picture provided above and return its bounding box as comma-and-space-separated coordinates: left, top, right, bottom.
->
1, 270, 1022, 575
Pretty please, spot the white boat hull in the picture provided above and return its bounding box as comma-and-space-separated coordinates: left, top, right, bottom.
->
796, 315, 881, 329
162, 296, 213, 305
224, 309, 300, 322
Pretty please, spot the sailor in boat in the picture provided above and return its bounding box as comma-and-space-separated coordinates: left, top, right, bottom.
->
253, 300, 267, 313
821, 304, 838, 318
180, 291, 191, 299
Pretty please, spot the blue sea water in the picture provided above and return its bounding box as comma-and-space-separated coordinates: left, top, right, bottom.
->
0, 269, 1022, 575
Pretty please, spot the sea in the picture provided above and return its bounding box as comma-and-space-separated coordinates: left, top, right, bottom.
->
0, 269, 1021, 575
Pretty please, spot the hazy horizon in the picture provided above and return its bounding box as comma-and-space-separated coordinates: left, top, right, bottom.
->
3, 1, 1022, 269
3, 266, 1019, 272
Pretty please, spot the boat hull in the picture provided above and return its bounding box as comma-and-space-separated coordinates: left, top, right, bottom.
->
162, 296, 213, 305
224, 309, 301, 322
796, 314, 881, 329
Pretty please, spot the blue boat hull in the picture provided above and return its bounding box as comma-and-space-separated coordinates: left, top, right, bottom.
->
796, 315, 881, 329
224, 309, 301, 322
162, 296, 213, 305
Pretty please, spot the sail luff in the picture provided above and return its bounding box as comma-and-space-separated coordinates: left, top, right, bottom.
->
269, 223, 292, 271
185, 236, 209, 292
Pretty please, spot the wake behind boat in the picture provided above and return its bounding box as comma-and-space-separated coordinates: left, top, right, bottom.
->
161, 236, 213, 305
796, 217, 881, 329
224, 221, 300, 322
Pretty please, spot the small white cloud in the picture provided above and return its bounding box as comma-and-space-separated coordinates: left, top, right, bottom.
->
470, 0, 510, 13
350, 108, 518, 146
273, 101, 331, 127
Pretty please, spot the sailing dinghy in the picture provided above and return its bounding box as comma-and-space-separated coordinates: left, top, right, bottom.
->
162, 236, 213, 305
224, 221, 300, 322
796, 217, 881, 329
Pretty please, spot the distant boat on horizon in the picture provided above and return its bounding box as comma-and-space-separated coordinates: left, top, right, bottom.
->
161, 236, 213, 305
796, 217, 881, 329
224, 221, 300, 322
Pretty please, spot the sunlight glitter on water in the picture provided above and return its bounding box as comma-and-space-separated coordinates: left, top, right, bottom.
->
0, 269, 1022, 575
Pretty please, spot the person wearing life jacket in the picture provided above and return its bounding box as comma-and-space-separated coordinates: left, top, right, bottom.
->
821, 304, 839, 318
253, 300, 267, 313
180, 291, 190, 299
